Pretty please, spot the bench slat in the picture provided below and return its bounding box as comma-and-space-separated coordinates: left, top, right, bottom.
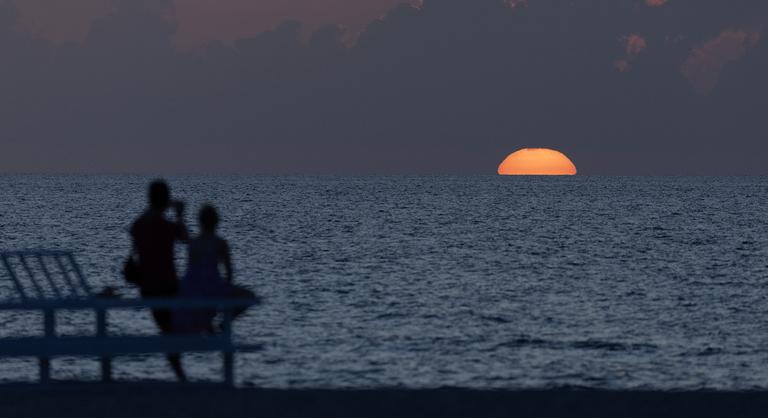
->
232, 344, 264, 352
0, 297, 260, 311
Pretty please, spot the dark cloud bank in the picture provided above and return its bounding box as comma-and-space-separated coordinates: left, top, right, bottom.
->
1, 0, 767, 174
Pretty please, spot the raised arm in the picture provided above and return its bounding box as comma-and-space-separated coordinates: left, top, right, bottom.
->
172, 201, 190, 242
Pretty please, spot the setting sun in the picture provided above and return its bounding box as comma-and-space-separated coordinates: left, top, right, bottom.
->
498, 148, 577, 176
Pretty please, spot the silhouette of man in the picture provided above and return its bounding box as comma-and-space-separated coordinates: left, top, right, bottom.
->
130, 180, 189, 381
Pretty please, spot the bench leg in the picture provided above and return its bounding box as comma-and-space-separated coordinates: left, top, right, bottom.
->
224, 352, 234, 387
222, 309, 234, 387
41, 309, 55, 383
39, 358, 50, 383
101, 357, 112, 382
96, 308, 112, 382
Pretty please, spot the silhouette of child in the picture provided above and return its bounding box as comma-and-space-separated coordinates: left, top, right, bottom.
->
174, 205, 255, 334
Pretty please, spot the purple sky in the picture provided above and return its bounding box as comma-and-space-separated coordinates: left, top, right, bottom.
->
1, 0, 768, 174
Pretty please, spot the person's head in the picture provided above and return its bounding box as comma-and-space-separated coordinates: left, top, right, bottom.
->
199, 204, 219, 233
148, 180, 170, 210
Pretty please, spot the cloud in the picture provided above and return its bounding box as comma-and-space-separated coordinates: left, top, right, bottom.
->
645, 0, 668, 7
624, 34, 648, 55
615, 34, 647, 72
14, 0, 408, 48
505, 0, 529, 9
681, 28, 761, 95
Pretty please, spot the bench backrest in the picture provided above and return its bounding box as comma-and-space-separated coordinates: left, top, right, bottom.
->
0, 250, 93, 302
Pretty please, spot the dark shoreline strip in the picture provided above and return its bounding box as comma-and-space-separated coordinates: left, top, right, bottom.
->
2, 384, 768, 418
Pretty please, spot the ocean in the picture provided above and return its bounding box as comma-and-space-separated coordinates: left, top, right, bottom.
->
1, 175, 768, 389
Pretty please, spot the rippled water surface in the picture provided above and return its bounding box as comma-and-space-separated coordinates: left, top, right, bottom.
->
2, 175, 768, 389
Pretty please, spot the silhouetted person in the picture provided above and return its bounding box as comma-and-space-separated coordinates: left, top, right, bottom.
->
174, 204, 255, 334
130, 180, 189, 381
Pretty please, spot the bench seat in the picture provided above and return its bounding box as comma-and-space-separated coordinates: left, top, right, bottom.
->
0, 336, 263, 357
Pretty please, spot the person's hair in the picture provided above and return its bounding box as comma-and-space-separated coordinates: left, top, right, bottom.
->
148, 180, 170, 210
199, 204, 219, 232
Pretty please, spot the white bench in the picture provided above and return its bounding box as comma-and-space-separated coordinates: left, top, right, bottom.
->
0, 250, 260, 386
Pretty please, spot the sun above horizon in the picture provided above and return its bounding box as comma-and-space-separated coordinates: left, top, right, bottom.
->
498, 148, 577, 176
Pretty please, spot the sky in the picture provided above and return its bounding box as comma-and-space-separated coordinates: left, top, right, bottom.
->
1, 0, 767, 175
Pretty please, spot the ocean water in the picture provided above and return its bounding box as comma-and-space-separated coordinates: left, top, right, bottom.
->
1, 175, 768, 389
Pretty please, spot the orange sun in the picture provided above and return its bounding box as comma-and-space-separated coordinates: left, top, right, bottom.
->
498, 148, 577, 176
